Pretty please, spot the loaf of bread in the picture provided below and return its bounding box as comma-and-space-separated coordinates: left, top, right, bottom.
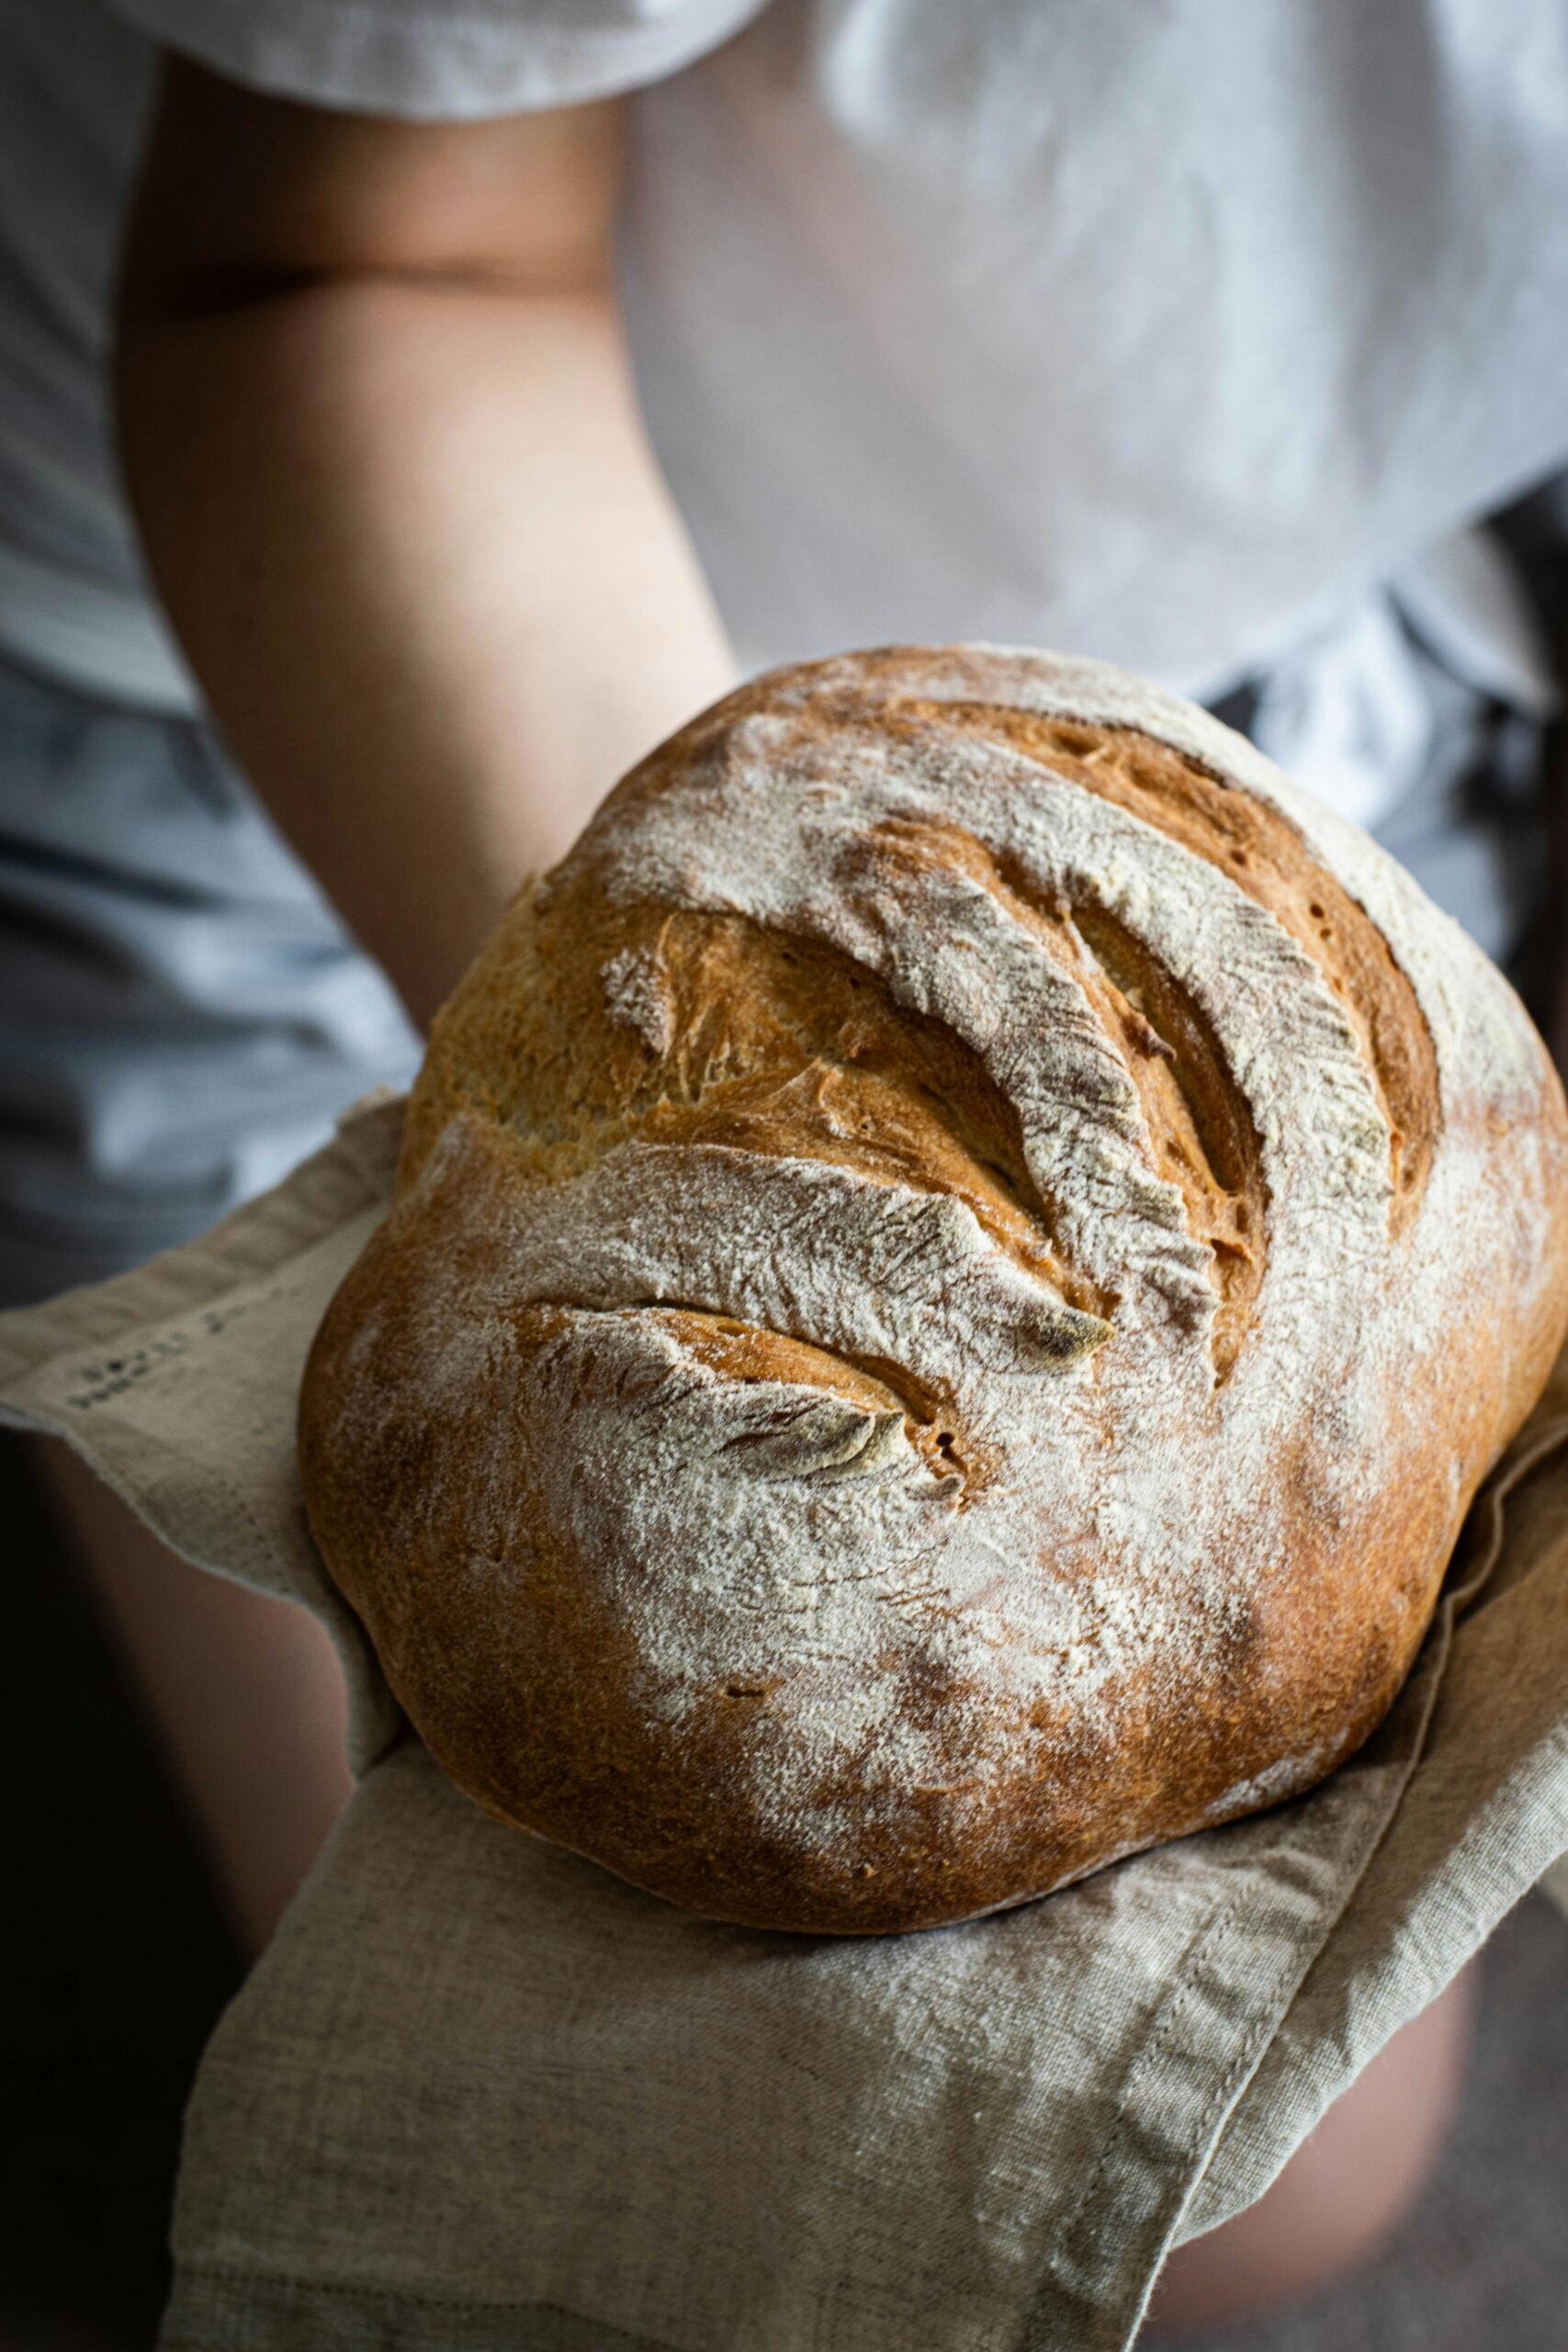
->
299, 645, 1568, 1935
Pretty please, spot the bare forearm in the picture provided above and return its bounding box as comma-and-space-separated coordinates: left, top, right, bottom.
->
117, 277, 733, 1027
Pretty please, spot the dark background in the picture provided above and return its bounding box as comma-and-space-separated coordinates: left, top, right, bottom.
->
2, 1432, 242, 2350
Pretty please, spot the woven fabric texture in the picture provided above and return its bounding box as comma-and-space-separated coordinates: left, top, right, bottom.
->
3, 1091, 1565, 2352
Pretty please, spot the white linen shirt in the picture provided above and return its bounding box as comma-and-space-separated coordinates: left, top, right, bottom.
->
0, 0, 1563, 820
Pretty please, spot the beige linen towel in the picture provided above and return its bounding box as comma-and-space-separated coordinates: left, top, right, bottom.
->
4, 1091, 1566, 2352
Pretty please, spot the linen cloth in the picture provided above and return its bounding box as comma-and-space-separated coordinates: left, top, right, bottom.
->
4, 1088, 1567, 2352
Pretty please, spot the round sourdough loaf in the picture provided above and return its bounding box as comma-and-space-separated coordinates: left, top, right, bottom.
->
298, 646, 1568, 1934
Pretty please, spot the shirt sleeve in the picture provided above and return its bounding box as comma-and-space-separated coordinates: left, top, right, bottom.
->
105, 0, 770, 118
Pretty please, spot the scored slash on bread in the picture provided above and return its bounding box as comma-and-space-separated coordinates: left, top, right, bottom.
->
298, 646, 1568, 1934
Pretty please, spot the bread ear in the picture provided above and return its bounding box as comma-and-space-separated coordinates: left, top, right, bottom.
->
717, 1399, 912, 1484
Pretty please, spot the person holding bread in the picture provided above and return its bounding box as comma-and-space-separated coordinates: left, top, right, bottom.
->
3, 0, 1565, 2334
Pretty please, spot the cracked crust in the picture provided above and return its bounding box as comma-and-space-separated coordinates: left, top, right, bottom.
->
299, 646, 1568, 1934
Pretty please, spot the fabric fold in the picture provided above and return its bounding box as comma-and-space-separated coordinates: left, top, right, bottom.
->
4, 1089, 1565, 2352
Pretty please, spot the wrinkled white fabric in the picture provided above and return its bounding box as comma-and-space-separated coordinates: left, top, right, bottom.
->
1, 0, 1565, 782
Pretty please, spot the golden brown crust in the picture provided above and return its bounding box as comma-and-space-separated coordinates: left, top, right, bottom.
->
299, 646, 1568, 1934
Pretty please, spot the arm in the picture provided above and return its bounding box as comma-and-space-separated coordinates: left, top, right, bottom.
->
115, 59, 734, 1029
77, 62, 734, 1951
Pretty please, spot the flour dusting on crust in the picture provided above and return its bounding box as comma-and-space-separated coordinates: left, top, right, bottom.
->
300, 644, 1568, 1932
601, 943, 673, 1055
